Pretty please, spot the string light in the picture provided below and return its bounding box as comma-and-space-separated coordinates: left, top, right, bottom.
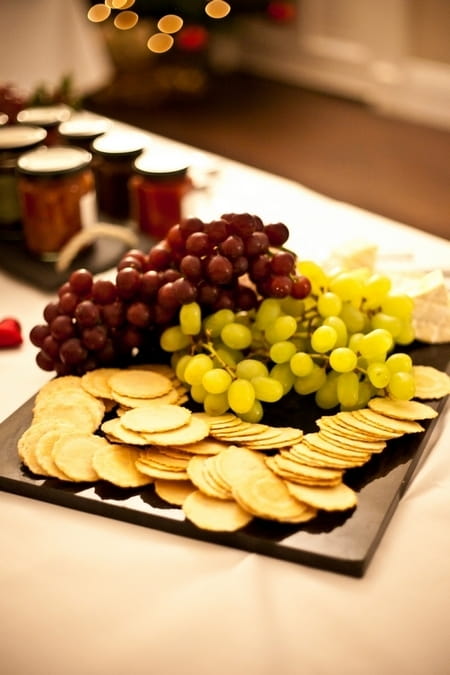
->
87, 4, 111, 22
147, 33, 174, 54
157, 15, 184, 35
205, 1, 231, 20
113, 10, 138, 30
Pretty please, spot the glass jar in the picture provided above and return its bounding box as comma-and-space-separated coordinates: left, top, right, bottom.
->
91, 132, 145, 221
0, 124, 47, 237
58, 113, 109, 151
129, 153, 192, 239
16, 105, 72, 146
17, 146, 96, 260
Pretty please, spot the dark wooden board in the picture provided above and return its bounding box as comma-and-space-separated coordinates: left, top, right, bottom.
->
0, 343, 448, 577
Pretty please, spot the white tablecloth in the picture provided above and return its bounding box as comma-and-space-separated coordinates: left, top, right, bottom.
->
1, 122, 449, 675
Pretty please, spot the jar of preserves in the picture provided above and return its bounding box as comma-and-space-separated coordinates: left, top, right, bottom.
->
17, 105, 72, 146
91, 132, 145, 221
129, 152, 192, 239
58, 113, 109, 151
17, 146, 96, 260
0, 124, 47, 237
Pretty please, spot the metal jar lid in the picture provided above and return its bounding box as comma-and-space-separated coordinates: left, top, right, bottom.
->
0, 125, 47, 152
59, 113, 109, 141
133, 151, 189, 180
92, 131, 145, 159
17, 145, 92, 177
16, 104, 72, 129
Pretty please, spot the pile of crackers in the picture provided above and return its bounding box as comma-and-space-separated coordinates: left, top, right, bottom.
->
17, 363, 449, 532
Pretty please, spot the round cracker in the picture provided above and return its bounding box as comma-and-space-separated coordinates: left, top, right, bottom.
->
142, 415, 209, 446
120, 404, 191, 433
92, 443, 153, 487
154, 479, 196, 505
412, 365, 450, 400
81, 368, 122, 399
285, 480, 358, 511
368, 396, 438, 420
183, 490, 253, 531
52, 433, 107, 482
232, 471, 317, 523
35, 427, 77, 480
108, 369, 172, 398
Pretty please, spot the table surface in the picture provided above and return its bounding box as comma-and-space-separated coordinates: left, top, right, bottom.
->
1, 119, 449, 675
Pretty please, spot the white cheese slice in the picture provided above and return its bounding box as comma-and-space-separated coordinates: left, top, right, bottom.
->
402, 270, 450, 344
324, 239, 378, 273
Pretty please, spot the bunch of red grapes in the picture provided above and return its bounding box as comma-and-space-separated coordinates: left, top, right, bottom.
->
30, 213, 311, 376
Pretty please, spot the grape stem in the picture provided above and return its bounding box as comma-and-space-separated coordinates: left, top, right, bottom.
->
198, 339, 236, 378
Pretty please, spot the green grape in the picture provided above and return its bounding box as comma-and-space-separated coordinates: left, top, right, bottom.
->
395, 321, 415, 346
255, 298, 282, 329
251, 376, 284, 402
234, 311, 252, 327
270, 340, 297, 364
329, 347, 358, 373
387, 372, 415, 400
294, 364, 327, 395
317, 291, 342, 317
371, 312, 402, 338
356, 378, 374, 408
213, 345, 242, 369
221, 322, 252, 350
382, 293, 414, 319
202, 367, 232, 394
297, 260, 328, 294
203, 309, 235, 338
339, 302, 365, 333
362, 274, 391, 308
264, 314, 297, 344
279, 296, 304, 317
190, 383, 207, 403
160, 325, 191, 352
322, 316, 348, 348
348, 332, 364, 354
175, 353, 192, 382
204, 392, 229, 416
315, 373, 339, 409
179, 302, 201, 335
183, 353, 214, 386
359, 329, 393, 360
270, 362, 296, 394
290, 351, 314, 377
329, 272, 364, 304
386, 353, 413, 373
311, 325, 338, 353
240, 399, 264, 423
227, 379, 256, 414
236, 359, 269, 380
337, 372, 360, 408
367, 362, 391, 388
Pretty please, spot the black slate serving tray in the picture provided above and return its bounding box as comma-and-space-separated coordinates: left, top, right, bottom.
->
0, 342, 448, 577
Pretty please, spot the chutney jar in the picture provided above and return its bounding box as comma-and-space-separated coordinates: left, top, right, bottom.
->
17, 145, 97, 260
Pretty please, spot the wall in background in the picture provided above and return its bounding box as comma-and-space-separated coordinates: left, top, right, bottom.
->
235, 0, 450, 130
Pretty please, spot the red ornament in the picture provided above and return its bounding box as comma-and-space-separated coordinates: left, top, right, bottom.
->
176, 25, 209, 52
0, 317, 23, 348
267, 1, 296, 23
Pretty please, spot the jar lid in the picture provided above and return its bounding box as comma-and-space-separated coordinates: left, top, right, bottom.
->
133, 152, 189, 180
17, 104, 72, 128
0, 124, 47, 151
17, 145, 92, 176
92, 131, 145, 159
59, 114, 109, 140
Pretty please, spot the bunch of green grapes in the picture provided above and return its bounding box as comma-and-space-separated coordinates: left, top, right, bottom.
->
160, 262, 417, 421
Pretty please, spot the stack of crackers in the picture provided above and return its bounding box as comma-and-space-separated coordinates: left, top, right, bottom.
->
17, 363, 449, 532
